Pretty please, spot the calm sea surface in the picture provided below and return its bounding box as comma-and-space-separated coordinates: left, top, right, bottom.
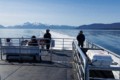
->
0, 29, 120, 55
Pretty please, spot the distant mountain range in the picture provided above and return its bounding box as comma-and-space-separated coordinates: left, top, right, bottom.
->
1, 22, 74, 29
0, 22, 120, 30
77, 23, 120, 30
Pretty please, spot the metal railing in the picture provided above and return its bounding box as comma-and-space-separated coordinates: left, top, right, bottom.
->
52, 38, 74, 50
72, 41, 89, 80
72, 40, 120, 80
0, 37, 74, 60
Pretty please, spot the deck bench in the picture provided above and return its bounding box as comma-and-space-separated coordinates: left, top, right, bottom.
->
2, 46, 41, 61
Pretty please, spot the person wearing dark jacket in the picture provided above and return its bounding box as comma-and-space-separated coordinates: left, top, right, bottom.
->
28, 35, 38, 46
44, 29, 51, 50
28, 35, 42, 61
77, 30, 85, 48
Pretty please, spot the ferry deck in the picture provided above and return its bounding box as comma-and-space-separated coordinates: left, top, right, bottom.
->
0, 38, 120, 80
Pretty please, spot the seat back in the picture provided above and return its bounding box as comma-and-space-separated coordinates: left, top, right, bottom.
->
2, 46, 40, 55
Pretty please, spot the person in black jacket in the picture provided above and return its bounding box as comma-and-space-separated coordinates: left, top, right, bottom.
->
77, 30, 85, 48
28, 35, 41, 61
28, 35, 38, 46
44, 29, 51, 51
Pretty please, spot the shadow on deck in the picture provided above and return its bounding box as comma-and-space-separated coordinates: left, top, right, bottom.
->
0, 50, 74, 80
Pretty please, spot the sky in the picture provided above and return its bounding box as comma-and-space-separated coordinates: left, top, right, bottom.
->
0, 0, 120, 26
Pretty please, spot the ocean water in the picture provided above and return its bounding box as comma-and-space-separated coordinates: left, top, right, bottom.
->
0, 29, 120, 55
52, 29, 120, 55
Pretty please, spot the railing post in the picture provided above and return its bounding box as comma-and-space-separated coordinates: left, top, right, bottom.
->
85, 63, 89, 80
119, 59, 120, 79
19, 38, 22, 61
0, 75, 2, 80
62, 38, 64, 50
0, 38, 2, 60
0, 47, 2, 60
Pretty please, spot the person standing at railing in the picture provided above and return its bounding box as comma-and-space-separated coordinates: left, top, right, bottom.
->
76, 30, 85, 48
5, 38, 13, 46
44, 29, 51, 51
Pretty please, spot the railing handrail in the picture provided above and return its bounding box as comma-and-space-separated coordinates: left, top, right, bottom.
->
72, 40, 89, 80
0, 37, 75, 51
0, 37, 75, 39
73, 40, 87, 65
